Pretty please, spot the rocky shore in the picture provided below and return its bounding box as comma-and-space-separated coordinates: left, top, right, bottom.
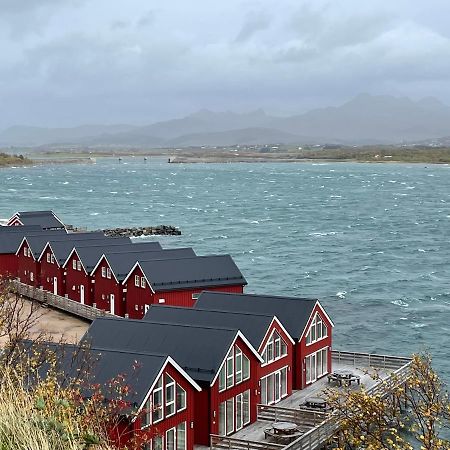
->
102, 225, 181, 237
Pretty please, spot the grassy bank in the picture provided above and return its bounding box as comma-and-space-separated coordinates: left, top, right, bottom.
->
0, 152, 32, 167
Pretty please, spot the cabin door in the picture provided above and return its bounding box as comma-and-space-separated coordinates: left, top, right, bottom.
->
80, 285, 85, 304
110, 294, 115, 315
53, 277, 58, 295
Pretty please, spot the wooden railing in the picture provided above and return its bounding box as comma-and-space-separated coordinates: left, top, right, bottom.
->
332, 350, 410, 371
210, 434, 284, 450
11, 280, 112, 321
282, 352, 413, 450
257, 405, 328, 429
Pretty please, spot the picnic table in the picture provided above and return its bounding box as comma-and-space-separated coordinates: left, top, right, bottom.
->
264, 422, 304, 444
302, 396, 328, 410
327, 369, 361, 386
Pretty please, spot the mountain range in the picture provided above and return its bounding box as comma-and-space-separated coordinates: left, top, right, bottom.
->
2, 94, 450, 148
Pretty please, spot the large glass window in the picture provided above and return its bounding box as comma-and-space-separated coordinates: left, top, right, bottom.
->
176, 384, 186, 412
226, 398, 234, 435
153, 378, 163, 423
154, 436, 163, 450
166, 428, 175, 450
218, 401, 226, 436
242, 353, 250, 381
226, 349, 234, 389
243, 390, 250, 425
236, 393, 243, 431
219, 365, 226, 392
262, 330, 288, 364
260, 368, 289, 405
306, 313, 328, 345
235, 347, 242, 384
165, 374, 175, 417
176, 422, 186, 450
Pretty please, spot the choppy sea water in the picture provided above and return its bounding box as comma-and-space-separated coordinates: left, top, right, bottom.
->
1, 158, 449, 384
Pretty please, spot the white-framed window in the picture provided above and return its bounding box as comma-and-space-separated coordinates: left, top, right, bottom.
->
144, 304, 150, 314
23, 247, 27, 257
165, 374, 176, 417
260, 366, 289, 405
77, 261, 81, 271
72, 260, 77, 270
226, 349, 234, 389
46, 253, 50, 263
158, 298, 166, 304
306, 313, 328, 345
219, 345, 250, 392
102, 267, 106, 278
226, 398, 234, 435
153, 377, 163, 423
166, 428, 175, 450
141, 277, 146, 288
30, 272, 34, 282
262, 330, 288, 364
50, 255, 54, 264
27, 248, 31, 257
305, 347, 328, 384
236, 390, 251, 431
235, 347, 242, 384
176, 422, 186, 450
135, 275, 140, 287
176, 384, 186, 412
192, 293, 200, 300
154, 435, 163, 450
106, 268, 111, 279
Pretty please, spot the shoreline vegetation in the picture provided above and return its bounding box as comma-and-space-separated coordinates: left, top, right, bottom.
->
0, 152, 32, 167
3, 145, 450, 166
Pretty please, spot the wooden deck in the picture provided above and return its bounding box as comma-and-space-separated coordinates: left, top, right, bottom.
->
213, 351, 412, 450
11, 280, 114, 322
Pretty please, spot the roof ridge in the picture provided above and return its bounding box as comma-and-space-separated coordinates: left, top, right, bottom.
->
201, 291, 318, 302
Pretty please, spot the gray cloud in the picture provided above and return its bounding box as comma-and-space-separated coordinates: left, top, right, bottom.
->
1, 0, 450, 129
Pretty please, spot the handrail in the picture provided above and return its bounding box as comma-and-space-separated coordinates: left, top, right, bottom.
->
11, 280, 112, 321
210, 434, 284, 450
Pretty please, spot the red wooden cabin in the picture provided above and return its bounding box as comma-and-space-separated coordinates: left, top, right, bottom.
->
84, 318, 262, 446
91, 247, 195, 316
8, 210, 65, 230
37, 342, 201, 450
0, 226, 42, 279
122, 255, 247, 319
144, 306, 296, 406
195, 292, 334, 390
62, 241, 161, 306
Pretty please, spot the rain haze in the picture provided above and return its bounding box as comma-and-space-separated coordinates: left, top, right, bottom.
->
1, 0, 450, 129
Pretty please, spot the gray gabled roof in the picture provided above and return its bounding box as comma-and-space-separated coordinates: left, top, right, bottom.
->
42, 237, 132, 266
195, 291, 322, 341
83, 317, 240, 382
0, 225, 42, 234
136, 255, 247, 292
0, 229, 65, 255
144, 305, 274, 350
23, 232, 105, 260
11, 211, 65, 229
102, 247, 196, 281
63, 239, 136, 272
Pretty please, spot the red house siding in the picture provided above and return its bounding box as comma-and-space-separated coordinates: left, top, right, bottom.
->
0, 254, 18, 279
258, 321, 294, 402
295, 304, 333, 390
132, 363, 197, 450
208, 337, 259, 443
64, 253, 91, 305
40, 250, 65, 296
92, 259, 124, 316
17, 242, 39, 287
125, 266, 245, 319
7, 218, 22, 227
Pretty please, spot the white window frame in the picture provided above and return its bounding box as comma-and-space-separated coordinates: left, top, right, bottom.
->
226, 348, 234, 389
135, 274, 140, 287
165, 374, 176, 418
235, 347, 242, 384
262, 330, 288, 366
50, 254, 54, 264
101, 267, 106, 278
176, 384, 186, 412
106, 268, 111, 279
141, 277, 146, 288
24, 247, 27, 257
166, 428, 175, 450
77, 261, 81, 271
72, 259, 77, 270
260, 366, 289, 405
152, 378, 164, 424
46, 253, 50, 263
305, 347, 328, 384
306, 313, 328, 346
176, 421, 186, 450
191, 293, 200, 300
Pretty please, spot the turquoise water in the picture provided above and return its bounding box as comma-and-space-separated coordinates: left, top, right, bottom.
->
1, 158, 449, 383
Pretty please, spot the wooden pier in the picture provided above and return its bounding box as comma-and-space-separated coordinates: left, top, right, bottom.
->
11, 280, 113, 321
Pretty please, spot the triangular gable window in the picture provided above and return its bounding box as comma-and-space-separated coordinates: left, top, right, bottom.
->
305, 312, 328, 345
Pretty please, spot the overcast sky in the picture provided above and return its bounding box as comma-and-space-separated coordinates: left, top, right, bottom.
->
1, 0, 450, 129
